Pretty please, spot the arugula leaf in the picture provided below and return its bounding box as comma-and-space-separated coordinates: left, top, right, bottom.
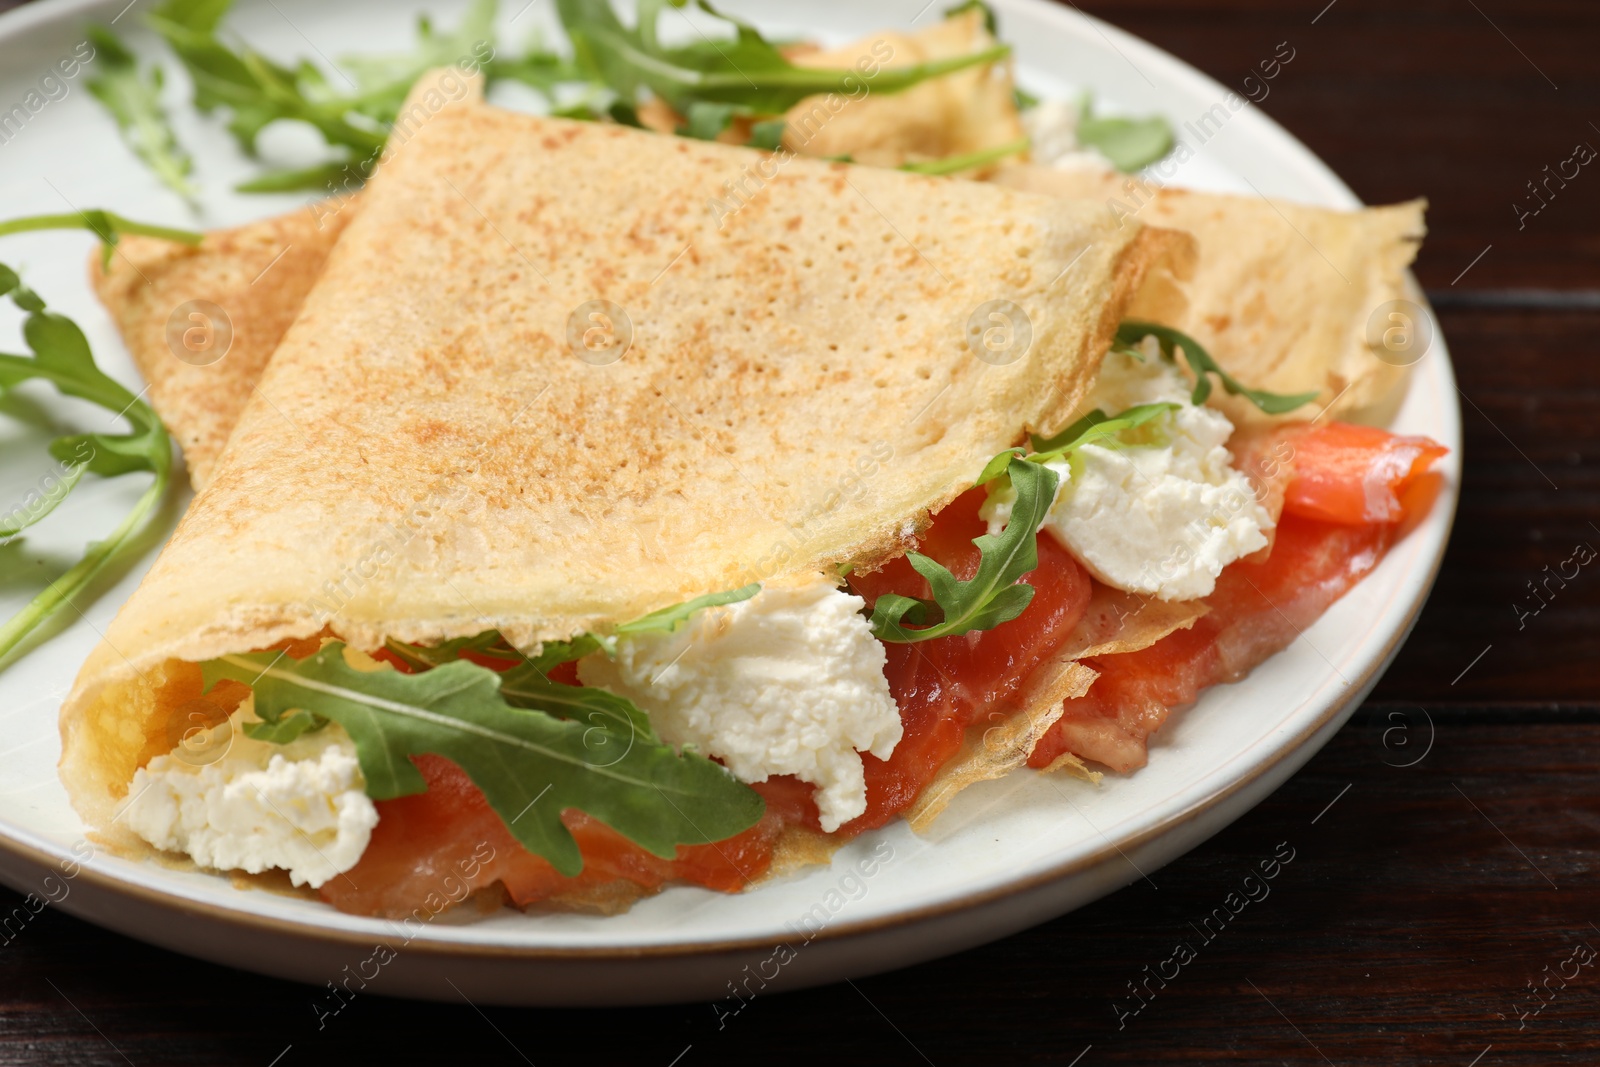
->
110, 0, 1015, 195
496, 659, 655, 746
679, 100, 739, 140
134, 0, 598, 196
243, 708, 325, 744
867, 456, 1055, 643
145, 0, 507, 193
525, 583, 759, 670
748, 118, 786, 150
204, 644, 765, 875
1029, 401, 1181, 457
900, 136, 1029, 177
0, 458, 86, 537
1075, 95, 1173, 172
337, 0, 499, 127
615, 583, 759, 638
882, 397, 1190, 644
381, 631, 641, 742
488, 44, 588, 100
0, 210, 202, 271
973, 447, 1025, 489
1115, 321, 1320, 415
970, 404, 1179, 491
387, 627, 602, 679
558, 0, 1009, 116
383, 584, 757, 746
943, 0, 999, 35
383, 630, 524, 672
0, 248, 176, 663
84, 26, 198, 206
146, 0, 388, 158
607, 100, 646, 127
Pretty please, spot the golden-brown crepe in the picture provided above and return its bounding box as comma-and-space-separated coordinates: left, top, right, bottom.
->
94, 162, 1423, 490
92, 205, 358, 489
990, 165, 1427, 427
61, 73, 1187, 828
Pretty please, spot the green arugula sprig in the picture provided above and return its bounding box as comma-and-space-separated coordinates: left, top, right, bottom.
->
144, 0, 401, 192
140, 0, 543, 193
84, 26, 198, 206
336, 0, 503, 125
339, 584, 760, 866
871, 401, 1177, 645
100, 0, 1019, 194
1074, 94, 1174, 173
1030, 401, 1180, 455
609, 582, 760, 639
973, 400, 1181, 488
944, 0, 999, 35
0, 230, 184, 662
558, 0, 1008, 117
1116, 321, 1320, 415
382, 630, 524, 672
204, 643, 763, 876
866, 455, 1055, 643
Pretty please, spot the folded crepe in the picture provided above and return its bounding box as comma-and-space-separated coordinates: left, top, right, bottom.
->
989, 165, 1427, 428
95, 6, 1028, 494
61, 73, 1187, 832
94, 163, 1424, 494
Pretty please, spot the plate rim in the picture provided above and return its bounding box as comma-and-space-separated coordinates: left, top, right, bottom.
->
0, 0, 1460, 963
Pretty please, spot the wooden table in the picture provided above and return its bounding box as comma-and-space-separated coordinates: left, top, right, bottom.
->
2, 1, 1596, 1063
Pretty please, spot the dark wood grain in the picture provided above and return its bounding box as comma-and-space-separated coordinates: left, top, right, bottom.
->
0, 0, 1596, 1064
1369, 305, 1600, 705
1070, 0, 1600, 294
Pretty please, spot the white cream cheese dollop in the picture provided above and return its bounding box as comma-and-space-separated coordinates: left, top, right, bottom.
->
982, 346, 1273, 602
578, 578, 902, 832
118, 708, 377, 889
1022, 99, 1115, 170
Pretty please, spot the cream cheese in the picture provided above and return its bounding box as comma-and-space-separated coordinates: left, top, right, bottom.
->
579, 578, 902, 832
118, 708, 377, 889
982, 346, 1272, 601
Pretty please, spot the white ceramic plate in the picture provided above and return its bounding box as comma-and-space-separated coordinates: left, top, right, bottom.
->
0, 0, 1459, 1006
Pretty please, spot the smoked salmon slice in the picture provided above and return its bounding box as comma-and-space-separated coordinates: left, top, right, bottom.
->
1280, 421, 1447, 525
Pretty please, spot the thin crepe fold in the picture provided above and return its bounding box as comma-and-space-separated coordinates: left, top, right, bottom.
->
61, 72, 1188, 826
92, 205, 358, 489
989, 165, 1427, 428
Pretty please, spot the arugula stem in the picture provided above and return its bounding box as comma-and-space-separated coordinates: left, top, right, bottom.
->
583, 24, 1007, 105
1115, 321, 1320, 414
0, 212, 202, 246
0, 463, 169, 663
901, 136, 1030, 176
234, 160, 361, 194
711, 44, 1013, 93
0, 215, 188, 668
